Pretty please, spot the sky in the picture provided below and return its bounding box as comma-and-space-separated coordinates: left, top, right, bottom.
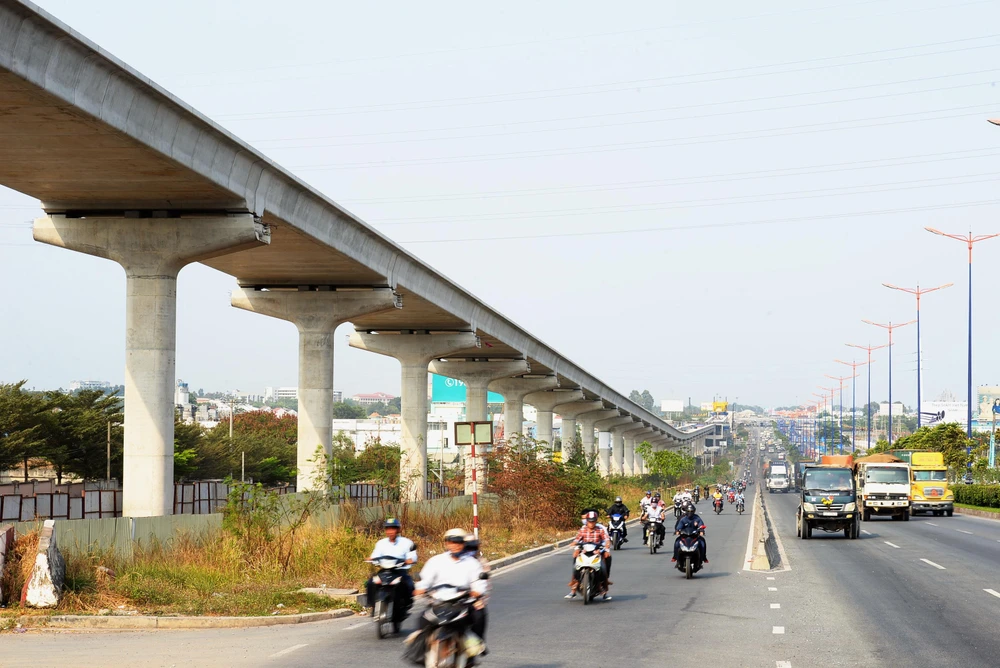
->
3, 0, 1000, 409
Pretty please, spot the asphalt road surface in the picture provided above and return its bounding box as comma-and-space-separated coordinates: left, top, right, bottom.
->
11, 483, 1000, 667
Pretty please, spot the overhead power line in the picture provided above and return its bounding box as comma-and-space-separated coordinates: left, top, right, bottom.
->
291, 103, 998, 171
215, 35, 1000, 121
397, 199, 1000, 244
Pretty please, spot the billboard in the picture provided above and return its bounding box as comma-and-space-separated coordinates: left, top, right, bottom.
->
431, 374, 504, 404
661, 399, 685, 414
712, 401, 728, 414
977, 387, 1000, 423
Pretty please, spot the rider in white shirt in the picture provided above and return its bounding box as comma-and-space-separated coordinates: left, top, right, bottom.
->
646, 495, 667, 546
365, 518, 416, 619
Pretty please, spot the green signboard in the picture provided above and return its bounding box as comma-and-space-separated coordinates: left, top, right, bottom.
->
431, 374, 504, 403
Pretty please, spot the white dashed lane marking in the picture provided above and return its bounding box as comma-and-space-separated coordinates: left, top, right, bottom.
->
770, 603, 781, 609
861, 530, 872, 535
984, 589, 1000, 599
776, 662, 792, 668
773, 626, 785, 634
926, 522, 938, 526
957, 529, 973, 535
767, 577, 776, 580
884, 541, 900, 549
920, 558, 946, 570
768, 586, 778, 591
269, 644, 308, 659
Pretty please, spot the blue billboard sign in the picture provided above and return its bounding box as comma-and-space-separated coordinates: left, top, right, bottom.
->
431, 374, 505, 404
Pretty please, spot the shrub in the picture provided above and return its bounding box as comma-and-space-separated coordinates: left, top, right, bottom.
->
954, 484, 1000, 508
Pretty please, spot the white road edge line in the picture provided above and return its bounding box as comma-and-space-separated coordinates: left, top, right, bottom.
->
773, 626, 785, 634
984, 589, 1000, 599
269, 644, 308, 659
884, 541, 900, 549
921, 558, 946, 570
957, 529, 973, 535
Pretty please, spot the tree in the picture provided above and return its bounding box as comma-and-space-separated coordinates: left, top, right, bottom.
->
38, 389, 123, 483
629, 389, 656, 412
174, 417, 205, 481
634, 441, 695, 483
0, 381, 46, 478
333, 401, 367, 419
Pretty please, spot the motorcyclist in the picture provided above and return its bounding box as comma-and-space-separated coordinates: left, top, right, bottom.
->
566, 511, 612, 600
735, 490, 746, 511
673, 504, 708, 565
406, 529, 487, 663
693, 485, 701, 503
712, 488, 724, 512
639, 490, 653, 514
606, 496, 630, 544
365, 517, 416, 619
645, 494, 667, 547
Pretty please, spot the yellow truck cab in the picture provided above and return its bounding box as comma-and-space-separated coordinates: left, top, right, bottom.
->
909, 451, 953, 517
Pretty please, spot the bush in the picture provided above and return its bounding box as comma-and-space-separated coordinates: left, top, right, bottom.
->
954, 484, 1000, 508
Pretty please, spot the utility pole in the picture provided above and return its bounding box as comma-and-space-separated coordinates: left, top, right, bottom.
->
862, 320, 915, 445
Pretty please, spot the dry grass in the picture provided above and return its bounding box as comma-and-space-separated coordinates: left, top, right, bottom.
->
1, 500, 572, 619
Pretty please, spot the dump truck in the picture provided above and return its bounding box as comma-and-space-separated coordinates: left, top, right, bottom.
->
767, 462, 790, 493
854, 454, 911, 522
797, 455, 859, 539
906, 451, 953, 517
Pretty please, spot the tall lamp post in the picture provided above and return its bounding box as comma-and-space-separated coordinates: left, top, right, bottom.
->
925, 226, 999, 438
819, 386, 838, 452
835, 359, 869, 453
862, 320, 915, 445
826, 373, 857, 453
846, 343, 888, 449
812, 393, 828, 454
882, 282, 953, 429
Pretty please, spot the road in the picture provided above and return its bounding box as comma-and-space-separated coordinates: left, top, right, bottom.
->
11, 482, 1000, 667
6, 486, 805, 668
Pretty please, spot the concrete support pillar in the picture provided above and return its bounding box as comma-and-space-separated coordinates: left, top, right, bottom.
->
488, 376, 558, 443
594, 416, 633, 478
609, 422, 639, 476
232, 288, 397, 491
34, 214, 267, 517
578, 409, 618, 460
523, 390, 584, 457
350, 331, 479, 501
427, 359, 529, 493
623, 427, 654, 476
552, 401, 603, 460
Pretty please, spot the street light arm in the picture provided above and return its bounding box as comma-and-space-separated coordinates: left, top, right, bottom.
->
925, 227, 970, 243
882, 282, 916, 295
973, 233, 1000, 243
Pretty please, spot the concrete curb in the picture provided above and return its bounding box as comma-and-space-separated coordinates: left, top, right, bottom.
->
955, 507, 1000, 521
19, 608, 354, 630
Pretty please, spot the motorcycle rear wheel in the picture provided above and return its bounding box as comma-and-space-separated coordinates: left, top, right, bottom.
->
581, 571, 591, 605
374, 600, 388, 640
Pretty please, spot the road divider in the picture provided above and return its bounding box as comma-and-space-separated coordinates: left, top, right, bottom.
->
750, 489, 783, 571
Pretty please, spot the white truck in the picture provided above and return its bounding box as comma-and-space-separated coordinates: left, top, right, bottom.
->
854, 458, 911, 521
767, 462, 790, 493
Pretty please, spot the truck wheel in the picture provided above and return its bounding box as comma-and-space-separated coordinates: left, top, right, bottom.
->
902, 511, 910, 522
800, 516, 810, 540
946, 509, 954, 517
862, 510, 871, 522
851, 521, 860, 539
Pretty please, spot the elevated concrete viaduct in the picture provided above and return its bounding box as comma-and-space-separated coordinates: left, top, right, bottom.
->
0, 0, 714, 513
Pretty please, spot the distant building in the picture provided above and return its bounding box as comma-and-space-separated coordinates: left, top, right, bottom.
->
175, 380, 190, 406
351, 392, 396, 406
69, 380, 111, 392
333, 390, 343, 403
274, 387, 298, 400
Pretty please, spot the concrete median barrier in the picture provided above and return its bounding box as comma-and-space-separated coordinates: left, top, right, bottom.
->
21, 520, 66, 608
0, 524, 13, 603
750, 492, 781, 571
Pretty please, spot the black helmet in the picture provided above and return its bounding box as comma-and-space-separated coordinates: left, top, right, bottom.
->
685, 504, 696, 516
384, 517, 401, 529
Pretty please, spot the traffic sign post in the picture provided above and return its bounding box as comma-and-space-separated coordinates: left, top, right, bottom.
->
455, 421, 493, 539
990, 400, 1000, 469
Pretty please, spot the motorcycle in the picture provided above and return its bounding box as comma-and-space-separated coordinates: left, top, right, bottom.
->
736, 499, 745, 515
675, 526, 705, 579
368, 555, 410, 638
573, 542, 605, 604
415, 584, 484, 667
608, 514, 626, 550
648, 518, 665, 554
713, 498, 724, 515
674, 500, 684, 518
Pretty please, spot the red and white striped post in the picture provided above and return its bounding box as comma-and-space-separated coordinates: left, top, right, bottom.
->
457, 421, 492, 540
471, 437, 479, 540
